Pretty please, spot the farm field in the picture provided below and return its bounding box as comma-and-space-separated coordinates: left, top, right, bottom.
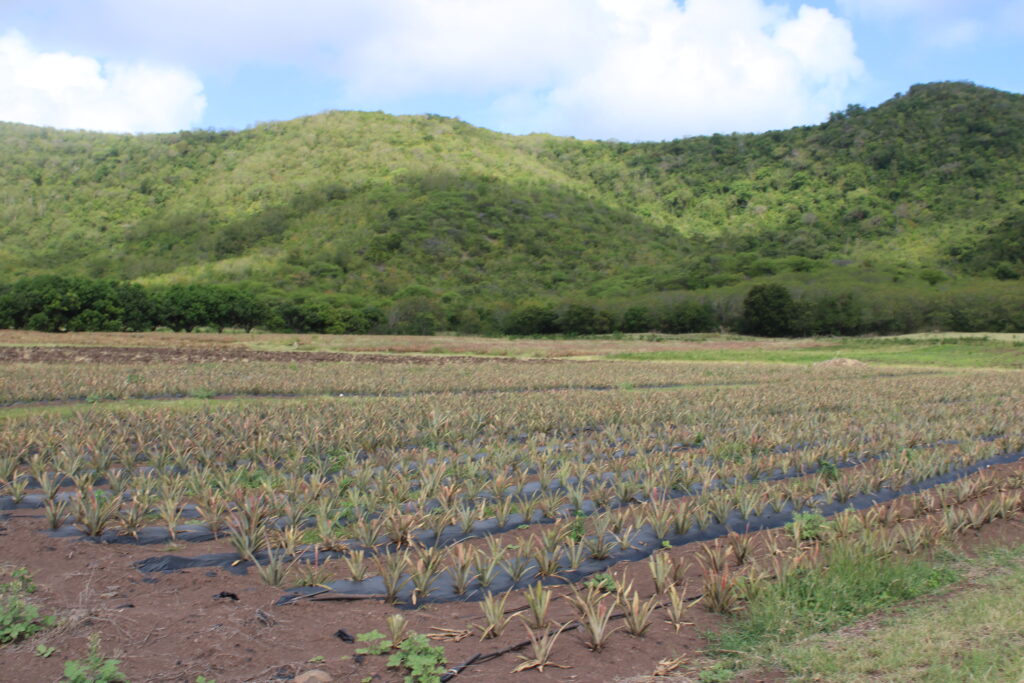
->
1, 332, 1024, 682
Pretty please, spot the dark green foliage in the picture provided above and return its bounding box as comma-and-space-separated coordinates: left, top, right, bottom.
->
798, 293, 864, 336
741, 284, 797, 337
386, 295, 445, 335
659, 300, 716, 334
0, 276, 151, 332
558, 304, 613, 336
620, 306, 653, 332
504, 303, 559, 335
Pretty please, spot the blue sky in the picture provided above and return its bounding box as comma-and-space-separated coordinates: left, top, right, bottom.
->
0, 0, 1021, 141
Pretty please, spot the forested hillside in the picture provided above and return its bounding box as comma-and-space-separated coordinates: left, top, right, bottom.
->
1, 81, 1022, 334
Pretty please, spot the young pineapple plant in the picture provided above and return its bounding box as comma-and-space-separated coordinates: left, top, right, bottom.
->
522, 581, 552, 629
407, 545, 444, 605
568, 587, 617, 651
701, 568, 743, 614
664, 583, 697, 631
343, 549, 368, 582
647, 551, 675, 594
616, 581, 658, 637
376, 549, 411, 605
226, 494, 273, 560
73, 486, 122, 537
476, 590, 516, 640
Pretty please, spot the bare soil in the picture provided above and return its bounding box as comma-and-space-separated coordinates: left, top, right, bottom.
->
0, 507, 724, 683
0, 330, 825, 359
0, 345, 547, 366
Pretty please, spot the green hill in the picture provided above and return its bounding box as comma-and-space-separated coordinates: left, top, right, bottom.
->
0, 80, 1022, 333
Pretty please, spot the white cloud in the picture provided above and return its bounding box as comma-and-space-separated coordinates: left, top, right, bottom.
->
0, 1, 863, 140
0, 30, 205, 133
336, 0, 864, 140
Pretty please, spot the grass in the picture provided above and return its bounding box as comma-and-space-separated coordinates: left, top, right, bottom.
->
610, 337, 1024, 368
708, 541, 959, 662
766, 545, 1024, 682
702, 543, 1024, 682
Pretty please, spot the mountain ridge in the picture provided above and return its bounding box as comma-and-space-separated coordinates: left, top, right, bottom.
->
0, 80, 1021, 325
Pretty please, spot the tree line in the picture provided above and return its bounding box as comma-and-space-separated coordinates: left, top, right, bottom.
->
2, 276, 1022, 337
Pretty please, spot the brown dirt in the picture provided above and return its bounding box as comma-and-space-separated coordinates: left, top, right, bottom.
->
812, 358, 866, 368
0, 330, 828, 359
9, 476, 1024, 683
0, 507, 727, 683
0, 345, 548, 366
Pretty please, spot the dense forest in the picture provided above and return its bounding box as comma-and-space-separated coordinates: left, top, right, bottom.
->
0, 81, 1022, 335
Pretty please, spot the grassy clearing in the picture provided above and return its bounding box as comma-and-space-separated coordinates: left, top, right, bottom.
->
702, 544, 1024, 682
701, 542, 960, 680
610, 337, 1024, 368
769, 544, 1024, 682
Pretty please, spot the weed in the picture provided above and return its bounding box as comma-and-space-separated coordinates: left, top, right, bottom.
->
61, 634, 127, 683
711, 540, 959, 654
356, 630, 393, 655
785, 512, 831, 542
355, 629, 447, 683
387, 632, 446, 682
698, 662, 736, 682
0, 569, 54, 644
584, 572, 618, 593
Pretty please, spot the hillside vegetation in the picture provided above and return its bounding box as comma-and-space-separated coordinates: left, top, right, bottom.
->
0, 81, 1022, 334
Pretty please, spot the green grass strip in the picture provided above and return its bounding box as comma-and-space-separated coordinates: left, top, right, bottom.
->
699, 540, 960, 681
770, 545, 1024, 682
609, 339, 1024, 368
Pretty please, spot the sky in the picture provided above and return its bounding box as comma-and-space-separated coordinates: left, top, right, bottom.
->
0, 0, 1021, 141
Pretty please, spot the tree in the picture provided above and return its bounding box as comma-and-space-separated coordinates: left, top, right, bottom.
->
741, 284, 796, 337
621, 306, 652, 333
559, 304, 612, 336
659, 300, 715, 333
504, 304, 559, 336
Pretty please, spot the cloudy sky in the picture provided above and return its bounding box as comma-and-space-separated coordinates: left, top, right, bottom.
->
0, 0, 1021, 140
